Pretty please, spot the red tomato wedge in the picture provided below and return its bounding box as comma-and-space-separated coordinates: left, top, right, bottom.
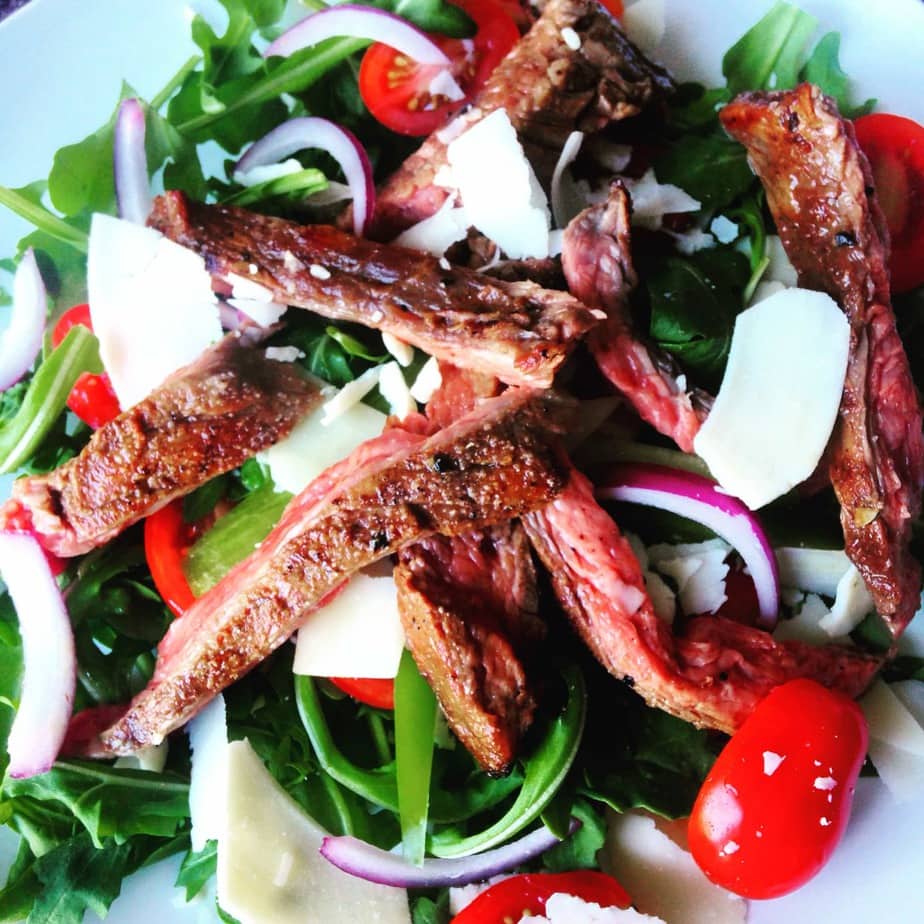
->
51, 303, 121, 429
688, 678, 868, 900
144, 500, 198, 619
358, 0, 519, 136
328, 676, 395, 710
854, 112, 924, 293
450, 871, 632, 922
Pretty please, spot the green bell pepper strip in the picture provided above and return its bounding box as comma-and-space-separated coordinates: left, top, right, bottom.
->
429, 662, 587, 858
0, 325, 101, 473
394, 649, 437, 865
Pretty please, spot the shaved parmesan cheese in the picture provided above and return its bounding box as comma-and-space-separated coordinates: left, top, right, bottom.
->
410, 356, 442, 403
428, 67, 465, 102
264, 346, 304, 363
709, 215, 738, 244
668, 227, 715, 254
294, 563, 405, 679
648, 540, 730, 616
773, 593, 836, 646
393, 196, 470, 256
258, 383, 386, 494
749, 279, 787, 305
605, 812, 746, 924
646, 570, 676, 624
560, 26, 581, 50
188, 694, 228, 852
218, 739, 410, 924
861, 681, 924, 802
693, 288, 850, 510
445, 109, 551, 259
775, 547, 852, 597
450, 877, 508, 915
226, 272, 274, 302
226, 297, 287, 327
233, 158, 303, 187
764, 235, 799, 287
88, 213, 221, 408
378, 361, 417, 419
382, 332, 415, 367
114, 742, 168, 774
321, 365, 382, 424
819, 564, 875, 637
550, 130, 585, 228
622, 0, 666, 54
527, 893, 664, 924
624, 170, 700, 230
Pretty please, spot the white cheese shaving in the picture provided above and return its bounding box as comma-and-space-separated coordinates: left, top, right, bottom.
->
393, 195, 470, 257
378, 361, 417, 419
218, 739, 410, 924
550, 130, 585, 228
187, 694, 228, 852
226, 272, 274, 302
226, 297, 287, 327
294, 563, 406, 679
320, 365, 382, 425
648, 539, 730, 616
525, 893, 664, 924
428, 67, 466, 102
449, 876, 509, 915
819, 564, 875, 637
88, 214, 222, 408
560, 26, 581, 50
861, 680, 924, 802
309, 263, 331, 280
668, 227, 716, 254
410, 356, 442, 403
774, 546, 852, 597
763, 751, 785, 776
233, 158, 303, 188
445, 109, 551, 259
605, 811, 747, 924
264, 346, 304, 363
622, 0, 666, 54
764, 235, 799, 286
382, 332, 415, 367
709, 215, 739, 244
114, 741, 169, 774
624, 169, 701, 230
773, 593, 835, 646
548, 228, 565, 257
693, 288, 850, 510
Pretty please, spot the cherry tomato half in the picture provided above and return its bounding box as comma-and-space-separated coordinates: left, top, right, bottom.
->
144, 500, 197, 619
854, 113, 924, 293
451, 871, 631, 922
51, 303, 121, 429
359, 0, 519, 136
328, 676, 395, 710
688, 678, 868, 900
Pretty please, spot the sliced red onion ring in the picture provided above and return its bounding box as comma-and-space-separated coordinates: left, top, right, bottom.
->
266, 4, 452, 65
236, 117, 375, 236
0, 249, 46, 391
320, 820, 578, 888
113, 97, 152, 225
0, 532, 76, 778
596, 463, 780, 629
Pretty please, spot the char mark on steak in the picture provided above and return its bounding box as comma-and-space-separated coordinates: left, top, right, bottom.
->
396, 364, 544, 774
99, 389, 569, 754
364, 0, 675, 241
523, 462, 882, 733
562, 181, 710, 452
149, 192, 598, 390
721, 84, 924, 637
2, 336, 320, 557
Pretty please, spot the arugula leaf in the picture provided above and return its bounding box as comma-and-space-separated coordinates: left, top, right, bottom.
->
800, 32, 875, 118
411, 893, 451, 924
540, 798, 607, 872
0, 184, 88, 254
175, 840, 217, 901
0, 840, 39, 922
183, 475, 230, 524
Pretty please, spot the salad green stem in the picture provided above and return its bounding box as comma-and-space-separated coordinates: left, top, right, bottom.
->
150, 54, 202, 112
366, 711, 392, 766
0, 187, 88, 253
394, 649, 437, 865
0, 326, 101, 474
429, 663, 587, 859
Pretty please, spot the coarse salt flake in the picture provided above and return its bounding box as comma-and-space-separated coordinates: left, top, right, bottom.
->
561, 26, 581, 50
763, 751, 785, 776
309, 264, 331, 280
814, 776, 837, 791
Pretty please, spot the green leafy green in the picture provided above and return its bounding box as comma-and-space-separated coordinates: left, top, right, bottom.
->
0, 184, 88, 254
800, 32, 875, 118
411, 893, 451, 924
0, 595, 23, 780
540, 798, 607, 872
0, 325, 101, 474
394, 650, 438, 865
175, 840, 217, 901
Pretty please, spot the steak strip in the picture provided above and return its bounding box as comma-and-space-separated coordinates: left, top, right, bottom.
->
100, 389, 568, 754
396, 365, 543, 774
721, 85, 924, 637
364, 0, 675, 241
562, 182, 709, 451
523, 463, 883, 733
150, 192, 598, 390
2, 336, 320, 557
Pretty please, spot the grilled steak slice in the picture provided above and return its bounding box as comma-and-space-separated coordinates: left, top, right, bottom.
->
396, 364, 543, 773
365, 0, 675, 241
150, 192, 597, 389
721, 85, 924, 637
100, 389, 568, 753
2, 337, 319, 557
523, 463, 883, 733
562, 182, 709, 452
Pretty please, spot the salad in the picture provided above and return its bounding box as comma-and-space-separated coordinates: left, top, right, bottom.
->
1, 0, 924, 923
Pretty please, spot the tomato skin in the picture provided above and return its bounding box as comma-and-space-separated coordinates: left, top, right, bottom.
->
688, 678, 868, 899
51, 304, 122, 429
359, 0, 519, 136
853, 113, 924, 293
144, 500, 197, 619
450, 871, 631, 922
328, 676, 395, 709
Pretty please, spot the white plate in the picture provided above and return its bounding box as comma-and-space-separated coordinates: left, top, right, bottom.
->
1, 0, 923, 921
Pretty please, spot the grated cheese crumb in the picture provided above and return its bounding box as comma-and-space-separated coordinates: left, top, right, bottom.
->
309, 263, 331, 280
410, 356, 442, 403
